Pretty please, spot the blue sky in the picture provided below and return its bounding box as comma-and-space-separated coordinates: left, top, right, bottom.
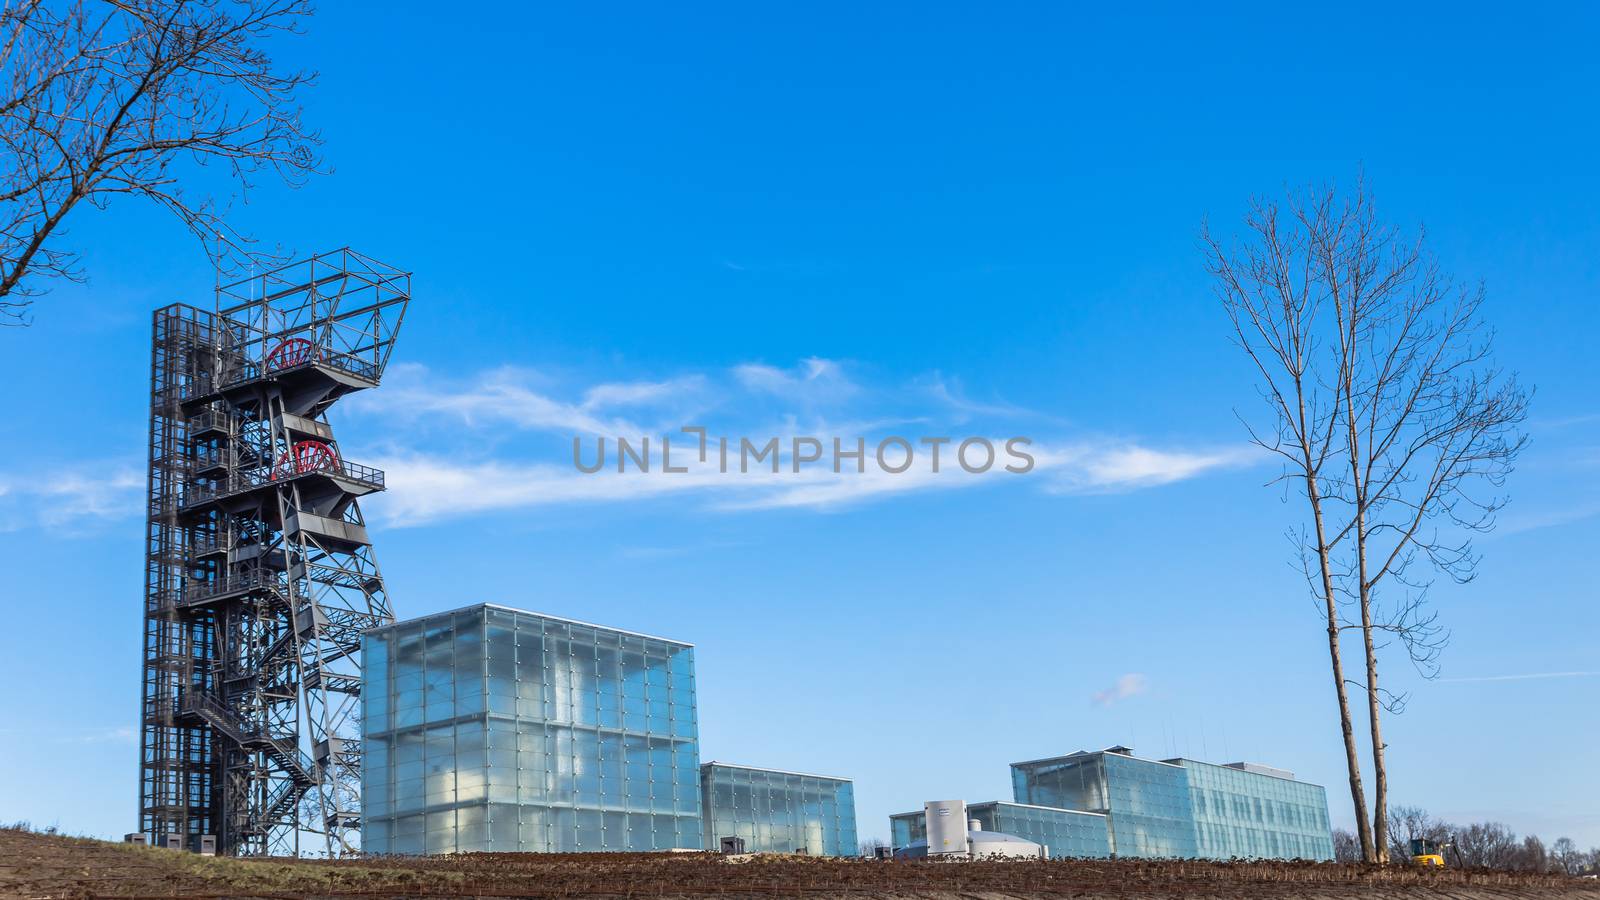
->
1, 2, 1598, 849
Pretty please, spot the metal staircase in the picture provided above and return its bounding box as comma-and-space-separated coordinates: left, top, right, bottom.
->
139, 249, 409, 856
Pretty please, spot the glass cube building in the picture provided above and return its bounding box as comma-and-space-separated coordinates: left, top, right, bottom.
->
360, 604, 702, 853
890, 801, 1111, 858
700, 762, 858, 856
1012, 749, 1199, 858
1174, 759, 1334, 860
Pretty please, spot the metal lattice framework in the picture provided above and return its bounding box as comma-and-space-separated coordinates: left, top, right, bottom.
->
139, 248, 408, 856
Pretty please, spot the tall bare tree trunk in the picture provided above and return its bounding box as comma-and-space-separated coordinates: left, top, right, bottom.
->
1205, 200, 1381, 864
1349, 441, 1389, 861
1362, 588, 1390, 862
1334, 277, 1386, 864
1306, 470, 1375, 861
1348, 396, 1388, 859
1348, 433, 1390, 863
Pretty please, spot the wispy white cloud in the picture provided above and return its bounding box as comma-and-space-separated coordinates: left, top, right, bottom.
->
369, 434, 1246, 526
615, 541, 746, 561
349, 364, 655, 437
1438, 671, 1600, 683
9, 358, 1250, 532
1054, 445, 1256, 493
370, 450, 954, 525
350, 364, 715, 438
717, 259, 837, 277
1529, 411, 1600, 430
86, 726, 136, 744
1093, 673, 1149, 707
0, 463, 143, 533
344, 359, 1249, 524
733, 357, 858, 404
371, 455, 715, 525
51, 726, 137, 744
581, 376, 706, 410
925, 373, 1032, 422
1496, 502, 1600, 536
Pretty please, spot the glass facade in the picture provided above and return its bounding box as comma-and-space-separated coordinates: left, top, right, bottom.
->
701, 763, 857, 856
1176, 760, 1334, 860
1012, 751, 1199, 857
889, 810, 922, 850
890, 802, 1111, 858
361, 604, 702, 854
981, 802, 1111, 858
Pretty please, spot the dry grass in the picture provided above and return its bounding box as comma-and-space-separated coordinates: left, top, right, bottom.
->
4, 826, 1599, 899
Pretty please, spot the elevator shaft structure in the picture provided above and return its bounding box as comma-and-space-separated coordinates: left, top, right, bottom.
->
139, 249, 408, 856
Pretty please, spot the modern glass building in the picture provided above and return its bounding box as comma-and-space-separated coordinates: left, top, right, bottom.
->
360, 604, 702, 853
1174, 759, 1334, 860
700, 762, 858, 856
888, 809, 922, 850
890, 801, 1111, 858
1012, 748, 1199, 858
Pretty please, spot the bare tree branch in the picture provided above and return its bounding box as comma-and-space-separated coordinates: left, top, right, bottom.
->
1205, 179, 1528, 863
1203, 193, 1378, 862
0, 0, 322, 325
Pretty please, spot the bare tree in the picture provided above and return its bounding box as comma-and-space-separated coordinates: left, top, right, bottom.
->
1204, 191, 1375, 860
1385, 804, 1449, 862
1519, 835, 1549, 873
1451, 821, 1519, 869
1205, 182, 1528, 862
1310, 183, 1528, 861
1368, 806, 1595, 874
1551, 837, 1582, 876
0, 0, 322, 325
1331, 827, 1362, 863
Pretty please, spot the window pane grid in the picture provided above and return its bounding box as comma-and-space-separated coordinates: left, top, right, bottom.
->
364, 605, 701, 853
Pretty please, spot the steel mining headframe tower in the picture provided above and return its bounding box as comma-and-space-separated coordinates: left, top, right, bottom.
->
139, 248, 408, 856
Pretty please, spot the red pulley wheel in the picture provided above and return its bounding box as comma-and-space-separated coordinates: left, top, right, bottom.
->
265, 337, 314, 372
271, 441, 339, 480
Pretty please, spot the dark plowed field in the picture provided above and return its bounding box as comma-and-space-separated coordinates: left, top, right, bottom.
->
4, 829, 1597, 899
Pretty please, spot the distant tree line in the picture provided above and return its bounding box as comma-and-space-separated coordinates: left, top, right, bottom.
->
1333, 806, 1597, 874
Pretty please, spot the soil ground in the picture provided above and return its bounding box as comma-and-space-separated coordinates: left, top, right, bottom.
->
3, 828, 1597, 899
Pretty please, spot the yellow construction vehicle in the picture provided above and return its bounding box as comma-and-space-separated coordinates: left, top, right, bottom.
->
1409, 837, 1450, 867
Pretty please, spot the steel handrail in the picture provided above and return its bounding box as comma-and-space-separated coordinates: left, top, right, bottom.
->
178, 691, 306, 766
182, 570, 284, 605
181, 458, 384, 507
187, 409, 234, 434
191, 446, 246, 471
189, 534, 227, 556
178, 342, 379, 399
